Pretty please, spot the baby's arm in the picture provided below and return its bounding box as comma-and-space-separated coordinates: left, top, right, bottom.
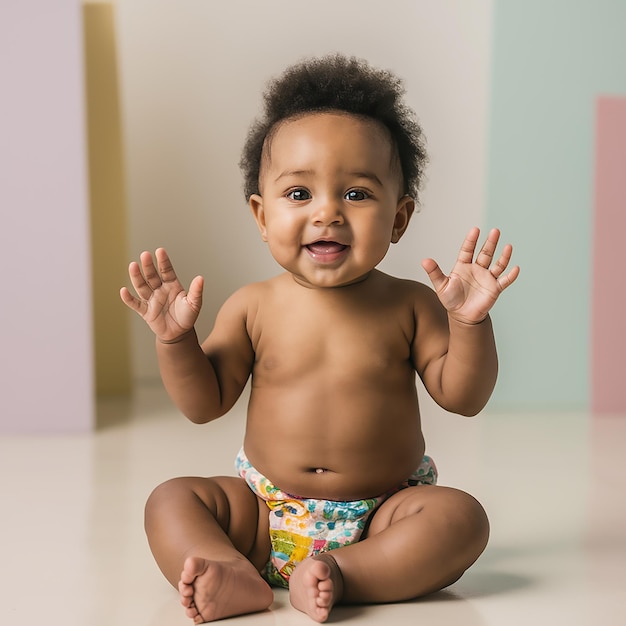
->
416, 228, 519, 416
120, 249, 253, 423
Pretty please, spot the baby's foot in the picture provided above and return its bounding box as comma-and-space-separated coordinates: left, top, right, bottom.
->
178, 556, 274, 623
288, 554, 344, 623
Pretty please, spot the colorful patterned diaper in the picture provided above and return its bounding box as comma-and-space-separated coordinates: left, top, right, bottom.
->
235, 448, 437, 588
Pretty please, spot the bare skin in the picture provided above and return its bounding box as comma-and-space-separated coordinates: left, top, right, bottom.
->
121, 112, 519, 622
178, 557, 272, 623
288, 554, 343, 622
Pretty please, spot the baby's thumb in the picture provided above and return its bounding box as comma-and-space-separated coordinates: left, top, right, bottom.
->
187, 275, 204, 312
421, 258, 447, 292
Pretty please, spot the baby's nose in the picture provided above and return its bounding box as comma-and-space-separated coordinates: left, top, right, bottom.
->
311, 198, 344, 226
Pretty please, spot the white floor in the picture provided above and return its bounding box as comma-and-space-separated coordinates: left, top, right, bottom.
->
2, 384, 625, 626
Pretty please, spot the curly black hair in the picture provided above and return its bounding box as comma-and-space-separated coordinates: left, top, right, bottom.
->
239, 54, 427, 201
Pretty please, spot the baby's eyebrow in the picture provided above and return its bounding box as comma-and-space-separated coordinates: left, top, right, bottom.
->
274, 169, 315, 183
274, 170, 384, 186
348, 171, 383, 186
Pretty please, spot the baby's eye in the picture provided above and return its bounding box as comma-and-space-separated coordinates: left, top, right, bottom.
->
286, 188, 311, 201
345, 189, 369, 201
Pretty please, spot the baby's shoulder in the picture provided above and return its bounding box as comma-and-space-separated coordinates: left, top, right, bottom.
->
238, 273, 289, 297
374, 271, 438, 305
222, 273, 288, 311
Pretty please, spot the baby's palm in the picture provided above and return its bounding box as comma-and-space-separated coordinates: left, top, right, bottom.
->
120, 249, 204, 342
422, 228, 519, 325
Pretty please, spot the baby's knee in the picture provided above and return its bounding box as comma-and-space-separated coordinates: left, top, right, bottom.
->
145, 477, 190, 518
402, 486, 489, 554
443, 488, 490, 554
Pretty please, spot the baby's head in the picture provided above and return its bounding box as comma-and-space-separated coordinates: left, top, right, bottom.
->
240, 54, 427, 202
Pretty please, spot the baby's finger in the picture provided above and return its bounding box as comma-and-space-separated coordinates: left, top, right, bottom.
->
421, 258, 449, 293
127, 260, 154, 301
140, 251, 163, 290
119, 286, 147, 315
475, 228, 500, 269
497, 265, 520, 291
456, 227, 480, 265
155, 248, 178, 284
186, 276, 204, 312
490, 243, 513, 278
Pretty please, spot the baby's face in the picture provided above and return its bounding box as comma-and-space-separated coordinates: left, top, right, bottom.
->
249, 112, 414, 289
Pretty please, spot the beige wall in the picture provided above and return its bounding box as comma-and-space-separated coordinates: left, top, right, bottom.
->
115, 0, 493, 382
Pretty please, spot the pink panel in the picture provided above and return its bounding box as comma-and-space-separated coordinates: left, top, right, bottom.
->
592, 97, 626, 414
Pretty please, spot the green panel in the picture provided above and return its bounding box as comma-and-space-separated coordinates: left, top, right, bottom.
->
486, 1, 626, 410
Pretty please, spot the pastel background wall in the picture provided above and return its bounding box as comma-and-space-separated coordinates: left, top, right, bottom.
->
2, 1, 624, 433
487, 1, 626, 412
1, 0, 94, 433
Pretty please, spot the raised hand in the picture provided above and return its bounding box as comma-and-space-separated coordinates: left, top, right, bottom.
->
120, 248, 204, 342
421, 227, 519, 325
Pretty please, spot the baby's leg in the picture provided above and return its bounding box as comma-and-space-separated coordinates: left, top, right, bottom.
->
289, 485, 488, 619
145, 476, 273, 623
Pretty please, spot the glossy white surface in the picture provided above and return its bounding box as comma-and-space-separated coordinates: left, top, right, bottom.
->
2, 385, 624, 625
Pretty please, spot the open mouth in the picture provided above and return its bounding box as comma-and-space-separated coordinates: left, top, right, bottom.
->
306, 241, 348, 255
304, 240, 350, 263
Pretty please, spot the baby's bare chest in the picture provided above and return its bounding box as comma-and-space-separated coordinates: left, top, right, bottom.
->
250, 301, 415, 380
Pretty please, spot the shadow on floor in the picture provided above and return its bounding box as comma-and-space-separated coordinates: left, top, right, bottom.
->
450, 570, 535, 598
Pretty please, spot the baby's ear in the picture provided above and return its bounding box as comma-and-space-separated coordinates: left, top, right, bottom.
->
249, 194, 268, 241
391, 196, 415, 243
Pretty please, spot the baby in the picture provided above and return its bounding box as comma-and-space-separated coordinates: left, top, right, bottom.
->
121, 54, 519, 623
